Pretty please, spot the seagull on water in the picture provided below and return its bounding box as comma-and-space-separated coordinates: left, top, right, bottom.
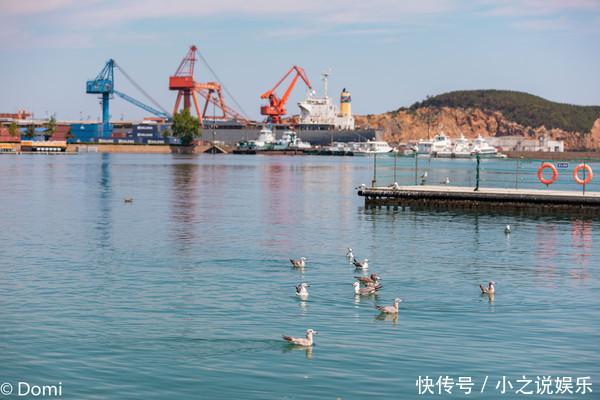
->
346, 248, 354, 259
352, 258, 369, 270
355, 273, 381, 287
295, 283, 309, 297
374, 298, 403, 313
479, 281, 497, 294
290, 257, 307, 268
505, 225, 511, 234
355, 184, 366, 190
282, 329, 318, 346
353, 282, 379, 295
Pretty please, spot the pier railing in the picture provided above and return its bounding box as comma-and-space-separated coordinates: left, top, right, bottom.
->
370, 154, 600, 194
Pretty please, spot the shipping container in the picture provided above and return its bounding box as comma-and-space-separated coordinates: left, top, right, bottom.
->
144, 138, 167, 145
111, 132, 127, 138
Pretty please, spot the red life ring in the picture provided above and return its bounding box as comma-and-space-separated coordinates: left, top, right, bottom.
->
573, 163, 593, 185
538, 162, 558, 185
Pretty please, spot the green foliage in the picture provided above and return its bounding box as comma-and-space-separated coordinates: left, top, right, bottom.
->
24, 124, 36, 139
407, 90, 600, 133
8, 121, 19, 137
45, 116, 56, 139
171, 110, 202, 146
162, 126, 171, 138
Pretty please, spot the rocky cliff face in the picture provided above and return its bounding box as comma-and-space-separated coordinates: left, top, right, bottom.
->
354, 107, 600, 151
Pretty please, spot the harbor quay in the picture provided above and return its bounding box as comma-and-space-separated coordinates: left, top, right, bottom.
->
359, 185, 600, 215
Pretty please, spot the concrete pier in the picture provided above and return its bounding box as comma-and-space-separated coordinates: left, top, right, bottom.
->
359, 185, 600, 215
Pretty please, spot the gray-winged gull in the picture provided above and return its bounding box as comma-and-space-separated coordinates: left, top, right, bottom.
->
282, 329, 318, 346
355, 273, 381, 287
352, 258, 369, 269
374, 298, 403, 313
295, 283, 309, 297
505, 225, 511, 234
290, 257, 307, 268
352, 282, 379, 295
479, 281, 497, 294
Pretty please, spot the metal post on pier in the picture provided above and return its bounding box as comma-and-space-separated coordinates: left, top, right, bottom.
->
394, 152, 397, 183
583, 160, 587, 196
474, 154, 481, 191
414, 150, 419, 185
372, 154, 377, 187
515, 157, 520, 190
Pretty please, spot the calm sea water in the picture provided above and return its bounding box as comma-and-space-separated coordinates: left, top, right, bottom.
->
0, 153, 598, 399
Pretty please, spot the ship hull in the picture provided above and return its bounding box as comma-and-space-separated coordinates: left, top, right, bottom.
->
204, 124, 379, 146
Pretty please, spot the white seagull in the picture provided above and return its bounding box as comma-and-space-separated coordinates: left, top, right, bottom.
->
295, 283, 309, 297
282, 329, 318, 346
374, 298, 403, 313
480, 281, 497, 294
290, 257, 307, 268
388, 182, 399, 189
352, 282, 378, 295
352, 258, 369, 270
442, 177, 450, 184
355, 184, 366, 190
505, 225, 511, 234
346, 248, 354, 259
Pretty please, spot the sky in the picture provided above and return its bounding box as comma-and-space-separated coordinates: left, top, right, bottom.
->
1, 0, 599, 123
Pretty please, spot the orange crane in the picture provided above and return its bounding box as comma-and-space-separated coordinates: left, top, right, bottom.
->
169, 46, 249, 124
260, 66, 311, 124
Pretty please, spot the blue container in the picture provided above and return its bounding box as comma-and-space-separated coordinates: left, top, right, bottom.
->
70, 123, 98, 142
115, 138, 136, 144
94, 137, 115, 144
144, 138, 167, 145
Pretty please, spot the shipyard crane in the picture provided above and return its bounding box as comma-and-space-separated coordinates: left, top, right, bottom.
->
86, 59, 171, 136
260, 66, 312, 124
169, 45, 249, 125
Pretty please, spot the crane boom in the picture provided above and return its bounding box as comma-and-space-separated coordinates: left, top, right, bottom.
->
260, 66, 311, 124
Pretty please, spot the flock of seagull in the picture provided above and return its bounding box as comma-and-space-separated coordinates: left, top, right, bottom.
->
283, 246, 499, 346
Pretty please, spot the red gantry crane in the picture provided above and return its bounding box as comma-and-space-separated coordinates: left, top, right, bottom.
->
260, 66, 311, 124
169, 46, 249, 124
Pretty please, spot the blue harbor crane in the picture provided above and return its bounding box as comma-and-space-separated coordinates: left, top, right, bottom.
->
86, 59, 171, 137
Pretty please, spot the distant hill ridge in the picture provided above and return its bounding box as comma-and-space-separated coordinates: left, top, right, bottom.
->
405, 90, 600, 134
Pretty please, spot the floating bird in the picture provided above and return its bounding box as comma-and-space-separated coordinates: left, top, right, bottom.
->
355, 184, 366, 190
374, 298, 403, 313
282, 329, 318, 346
290, 257, 307, 268
124, 198, 133, 203
479, 281, 497, 294
346, 248, 354, 259
352, 282, 379, 295
387, 182, 399, 189
295, 283, 309, 297
505, 225, 511, 234
352, 258, 369, 269
355, 273, 381, 287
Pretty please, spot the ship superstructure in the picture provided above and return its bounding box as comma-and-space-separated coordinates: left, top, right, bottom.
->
297, 71, 355, 130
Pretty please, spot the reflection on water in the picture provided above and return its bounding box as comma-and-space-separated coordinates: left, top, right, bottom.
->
571, 219, 592, 280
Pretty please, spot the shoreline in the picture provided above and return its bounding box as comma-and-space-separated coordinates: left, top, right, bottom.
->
2, 143, 599, 160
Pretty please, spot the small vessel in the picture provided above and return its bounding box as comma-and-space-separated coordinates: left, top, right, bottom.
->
353, 140, 395, 156
248, 126, 276, 150
471, 134, 499, 156
272, 128, 311, 150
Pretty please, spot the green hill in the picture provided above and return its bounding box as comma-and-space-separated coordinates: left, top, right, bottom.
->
406, 90, 600, 134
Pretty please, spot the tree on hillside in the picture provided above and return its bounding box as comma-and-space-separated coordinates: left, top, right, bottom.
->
171, 109, 202, 146
8, 121, 19, 137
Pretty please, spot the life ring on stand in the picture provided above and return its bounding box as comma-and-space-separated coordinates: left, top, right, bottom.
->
538, 162, 558, 185
573, 163, 593, 185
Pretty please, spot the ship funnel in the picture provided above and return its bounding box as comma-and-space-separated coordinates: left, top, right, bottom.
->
340, 88, 351, 117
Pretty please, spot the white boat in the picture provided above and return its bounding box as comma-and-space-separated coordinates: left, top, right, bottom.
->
437, 133, 472, 158
470, 134, 499, 156
416, 127, 451, 156
353, 140, 395, 156
248, 126, 276, 149
272, 129, 312, 150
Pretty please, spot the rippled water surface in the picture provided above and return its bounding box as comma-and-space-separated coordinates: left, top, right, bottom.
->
1, 154, 598, 399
